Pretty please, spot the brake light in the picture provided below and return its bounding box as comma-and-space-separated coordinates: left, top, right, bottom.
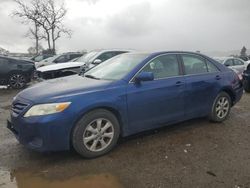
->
238, 74, 243, 81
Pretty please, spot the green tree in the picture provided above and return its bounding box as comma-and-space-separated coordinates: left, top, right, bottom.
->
240, 46, 247, 57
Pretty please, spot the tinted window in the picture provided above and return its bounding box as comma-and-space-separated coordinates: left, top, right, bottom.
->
207, 60, 219, 72
142, 54, 179, 79
182, 55, 207, 74
70, 54, 81, 59
234, 59, 244, 65
224, 59, 234, 66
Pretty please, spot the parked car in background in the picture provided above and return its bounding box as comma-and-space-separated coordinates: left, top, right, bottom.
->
30, 54, 53, 62
35, 49, 130, 80
214, 57, 247, 75
7, 51, 243, 158
231, 68, 243, 81
0, 56, 35, 89
35, 52, 84, 68
239, 56, 249, 62
242, 64, 250, 92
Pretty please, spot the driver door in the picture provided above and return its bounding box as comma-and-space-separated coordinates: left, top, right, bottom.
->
126, 54, 185, 134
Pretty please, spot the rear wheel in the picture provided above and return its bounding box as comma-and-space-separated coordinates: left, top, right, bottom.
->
8, 73, 27, 89
72, 109, 120, 158
209, 92, 231, 122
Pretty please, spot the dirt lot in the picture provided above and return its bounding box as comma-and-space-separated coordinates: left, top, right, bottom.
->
0, 88, 250, 188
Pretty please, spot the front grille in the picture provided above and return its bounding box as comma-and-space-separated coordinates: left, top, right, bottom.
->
12, 102, 29, 116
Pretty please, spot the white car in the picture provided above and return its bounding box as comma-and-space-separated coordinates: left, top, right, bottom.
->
35, 49, 131, 80
34, 52, 83, 68
214, 57, 248, 75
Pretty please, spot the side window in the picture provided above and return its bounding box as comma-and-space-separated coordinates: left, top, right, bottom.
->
234, 59, 244, 65
97, 52, 116, 62
182, 55, 208, 75
224, 59, 234, 66
70, 54, 81, 60
55, 55, 67, 63
141, 54, 179, 79
206, 60, 219, 72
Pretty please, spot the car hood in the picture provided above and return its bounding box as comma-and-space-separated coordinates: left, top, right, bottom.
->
17, 75, 113, 102
37, 62, 86, 72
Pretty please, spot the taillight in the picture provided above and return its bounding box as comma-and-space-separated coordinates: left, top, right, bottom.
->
238, 74, 243, 80
231, 72, 240, 84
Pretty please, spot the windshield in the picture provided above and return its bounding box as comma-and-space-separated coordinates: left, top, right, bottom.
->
77, 51, 99, 63
84, 53, 149, 80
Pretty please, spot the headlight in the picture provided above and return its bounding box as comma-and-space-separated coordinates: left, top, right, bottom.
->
24, 102, 71, 117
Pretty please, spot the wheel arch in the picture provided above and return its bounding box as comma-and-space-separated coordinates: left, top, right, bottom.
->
69, 105, 125, 148
220, 87, 236, 106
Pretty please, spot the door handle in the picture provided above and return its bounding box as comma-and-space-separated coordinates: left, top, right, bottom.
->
176, 81, 184, 86
215, 75, 221, 80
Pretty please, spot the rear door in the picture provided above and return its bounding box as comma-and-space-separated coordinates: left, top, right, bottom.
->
180, 54, 222, 118
127, 54, 185, 134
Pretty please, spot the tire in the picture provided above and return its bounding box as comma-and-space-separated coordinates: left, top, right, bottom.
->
72, 109, 120, 158
8, 73, 27, 89
209, 92, 231, 122
243, 80, 250, 92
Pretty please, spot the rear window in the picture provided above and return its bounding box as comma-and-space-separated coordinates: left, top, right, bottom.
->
182, 55, 207, 75
206, 60, 219, 72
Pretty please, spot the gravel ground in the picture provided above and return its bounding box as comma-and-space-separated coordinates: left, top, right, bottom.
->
0, 88, 249, 188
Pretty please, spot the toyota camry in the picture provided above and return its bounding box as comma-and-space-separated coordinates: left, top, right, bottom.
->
7, 51, 243, 158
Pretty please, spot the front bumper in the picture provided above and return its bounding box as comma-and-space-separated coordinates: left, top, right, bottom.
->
7, 112, 73, 152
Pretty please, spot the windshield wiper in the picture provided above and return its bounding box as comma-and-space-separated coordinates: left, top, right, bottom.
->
84, 74, 100, 80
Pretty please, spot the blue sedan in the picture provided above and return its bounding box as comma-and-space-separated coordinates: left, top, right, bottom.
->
7, 51, 243, 158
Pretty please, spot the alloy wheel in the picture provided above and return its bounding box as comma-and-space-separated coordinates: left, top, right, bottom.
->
83, 118, 114, 152
9, 74, 26, 89
215, 96, 230, 119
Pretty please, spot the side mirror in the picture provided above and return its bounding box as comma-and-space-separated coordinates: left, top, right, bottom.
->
93, 59, 102, 64
134, 72, 154, 83
224, 64, 230, 67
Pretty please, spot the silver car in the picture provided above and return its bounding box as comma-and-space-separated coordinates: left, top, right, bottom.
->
214, 57, 248, 74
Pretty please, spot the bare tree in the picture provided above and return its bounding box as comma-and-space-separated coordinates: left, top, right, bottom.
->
12, 0, 43, 54
12, 0, 71, 54
27, 44, 44, 55
25, 24, 44, 52
41, 0, 71, 52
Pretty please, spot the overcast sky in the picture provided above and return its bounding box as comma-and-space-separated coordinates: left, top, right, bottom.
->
0, 0, 250, 54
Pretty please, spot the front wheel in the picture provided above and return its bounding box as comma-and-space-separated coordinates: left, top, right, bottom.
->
72, 109, 120, 158
8, 73, 27, 89
209, 92, 231, 122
